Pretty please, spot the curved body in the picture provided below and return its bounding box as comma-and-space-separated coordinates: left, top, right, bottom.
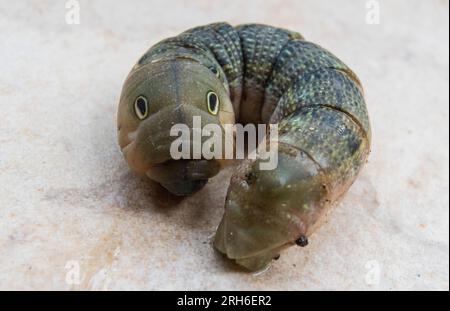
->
117, 23, 371, 271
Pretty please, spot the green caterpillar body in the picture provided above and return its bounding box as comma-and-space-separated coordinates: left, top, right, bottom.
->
117, 23, 371, 271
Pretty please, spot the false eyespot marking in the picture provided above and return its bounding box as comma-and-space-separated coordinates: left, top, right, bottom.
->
206, 91, 219, 115
134, 95, 149, 120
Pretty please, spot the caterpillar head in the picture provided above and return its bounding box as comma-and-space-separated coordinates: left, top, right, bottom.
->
214, 146, 330, 271
117, 59, 234, 195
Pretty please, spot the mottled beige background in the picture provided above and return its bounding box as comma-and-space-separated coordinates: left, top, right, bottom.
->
0, 0, 448, 290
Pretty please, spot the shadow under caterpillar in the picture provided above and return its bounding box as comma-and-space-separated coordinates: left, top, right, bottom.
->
117, 23, 371, 271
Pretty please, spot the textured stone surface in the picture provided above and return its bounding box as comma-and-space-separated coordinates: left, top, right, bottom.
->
0, 0, 448, 290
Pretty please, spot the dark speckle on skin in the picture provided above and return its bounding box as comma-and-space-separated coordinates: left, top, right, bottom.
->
295, 235, 308, 247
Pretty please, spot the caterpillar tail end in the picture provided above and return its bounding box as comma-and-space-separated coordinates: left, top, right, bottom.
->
213, 147, 329, 272
214, 219, 281, 272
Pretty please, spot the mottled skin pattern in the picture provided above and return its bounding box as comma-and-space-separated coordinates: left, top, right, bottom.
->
117, 23, 371, 271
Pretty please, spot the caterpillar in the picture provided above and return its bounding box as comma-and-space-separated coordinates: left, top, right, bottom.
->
117, 23, 371, 271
